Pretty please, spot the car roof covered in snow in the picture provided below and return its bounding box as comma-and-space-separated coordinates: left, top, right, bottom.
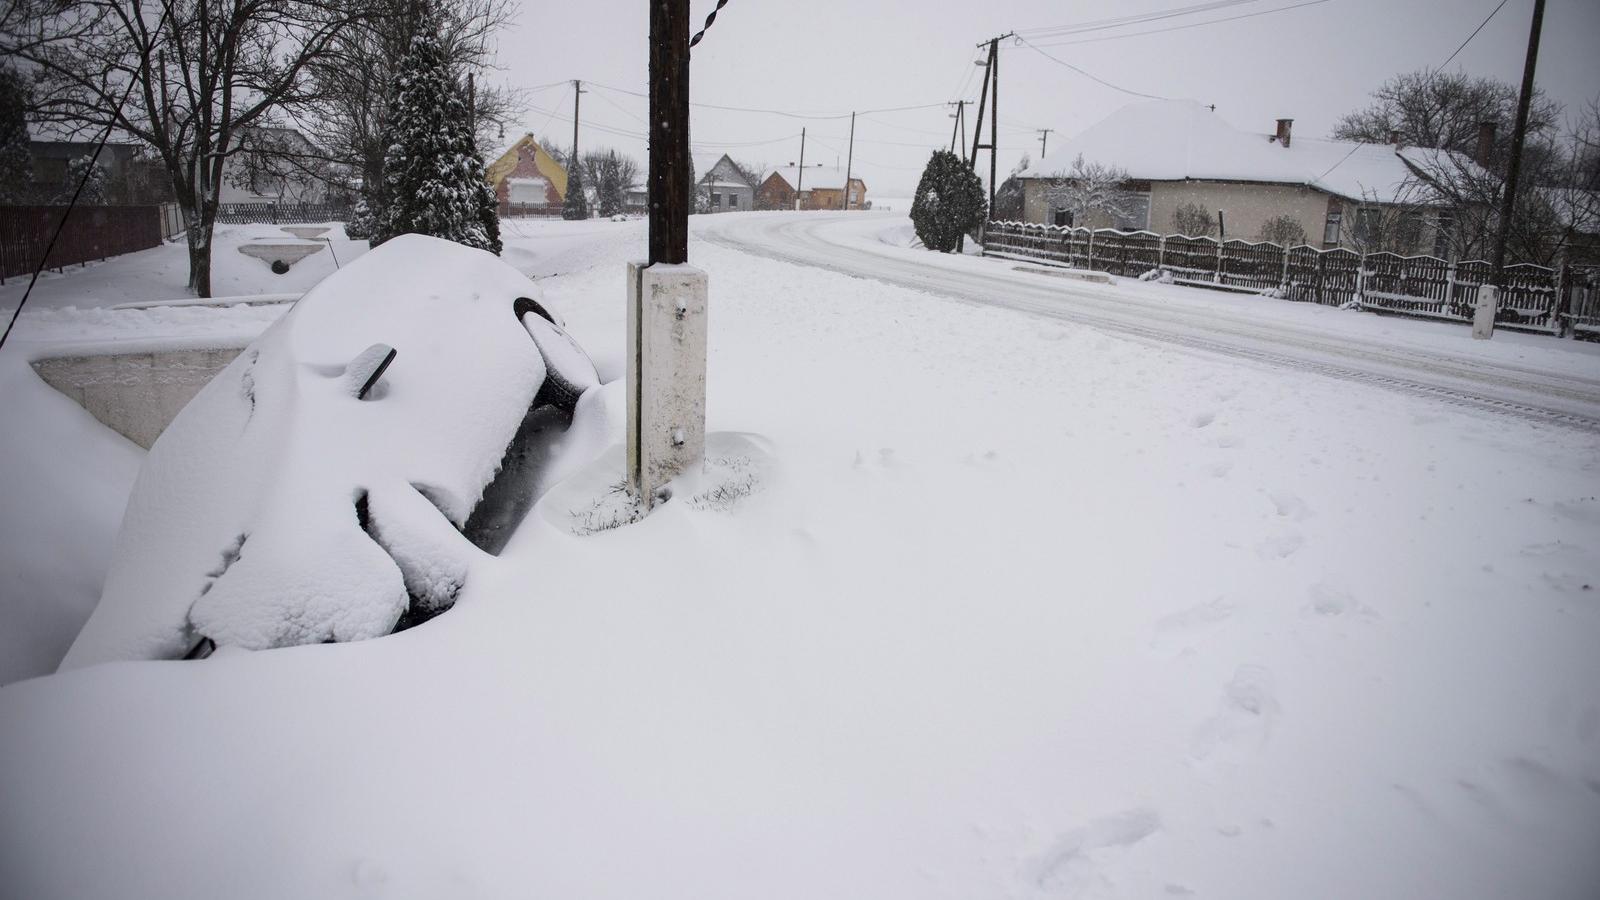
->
1020, 99, 1475, 204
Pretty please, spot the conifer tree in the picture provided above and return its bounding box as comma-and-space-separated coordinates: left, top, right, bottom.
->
0, 67, 33, 204
374, 0, 499, 253
562, 166, 589, 220
911, 150, 987, 253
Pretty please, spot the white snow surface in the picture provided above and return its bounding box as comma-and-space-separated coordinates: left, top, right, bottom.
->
2, 213, 1599, 899
59, 235, 559, 667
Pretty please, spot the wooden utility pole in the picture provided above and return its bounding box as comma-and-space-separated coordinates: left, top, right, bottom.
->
467, 73, 476, 138
969, 35, 1011, 212
647, 16, 687, 263
948, 101, 969, 159
1478, 0, 1546, 339
795, 127, 807, 210
571, 79, 586, 179
842, 112, 856, 211
1037, 128, 1052, 159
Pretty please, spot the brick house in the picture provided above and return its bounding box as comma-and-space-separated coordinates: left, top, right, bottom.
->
1017, 100, 1481, 255
485, 133, 568, 211
757, 166, 867, 211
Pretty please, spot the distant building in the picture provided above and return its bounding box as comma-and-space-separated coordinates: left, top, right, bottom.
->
1017, 100, 1482, 256
486, 133, 568, 211
25, 137, 171, 205
696, 154, 754, 213
757, 166, 867, 211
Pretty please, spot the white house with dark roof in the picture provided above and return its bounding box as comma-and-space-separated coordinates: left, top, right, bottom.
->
1018, 100, 1482, 254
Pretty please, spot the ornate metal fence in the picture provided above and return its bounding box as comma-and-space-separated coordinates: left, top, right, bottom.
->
982, 220, 1564, 333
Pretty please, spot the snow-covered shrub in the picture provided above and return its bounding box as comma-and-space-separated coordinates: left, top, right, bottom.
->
911, 149, 986, 253
1257, 214, 1308, 247
60, 234, 601, 669
1171, 202, 1216, 237
563, 167, 590, 221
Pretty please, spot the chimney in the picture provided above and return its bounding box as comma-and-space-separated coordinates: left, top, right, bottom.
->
1387, 130, 1403, 147
1475, 121, 1496, 168
1274, 118, 1293, 149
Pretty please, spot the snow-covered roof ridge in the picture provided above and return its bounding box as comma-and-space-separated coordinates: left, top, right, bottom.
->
1020, 99, 1474, 204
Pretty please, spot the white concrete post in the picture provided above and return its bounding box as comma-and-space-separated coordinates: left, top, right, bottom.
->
627, 261, 708, 508
1473, 283, 1498, 340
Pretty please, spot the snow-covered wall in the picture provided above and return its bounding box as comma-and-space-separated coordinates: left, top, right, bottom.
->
31, 347, 246, 449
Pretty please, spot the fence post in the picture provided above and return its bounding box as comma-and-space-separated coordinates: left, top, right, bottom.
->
1356, 252, 1367, 306
1087, 229, 1095, 271
1157, 234, 1165, 272
1279, 244, 1290, 292
1214, 240, 1223, 284
1555, 260, 1571, 337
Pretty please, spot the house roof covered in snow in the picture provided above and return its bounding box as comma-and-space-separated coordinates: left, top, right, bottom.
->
1020, 100, 1474, 204
763, 166, 862, 192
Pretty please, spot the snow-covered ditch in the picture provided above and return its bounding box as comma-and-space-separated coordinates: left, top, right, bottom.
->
1, 217, 1598, 899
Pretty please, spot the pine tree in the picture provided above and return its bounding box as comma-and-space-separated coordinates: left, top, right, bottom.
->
911, 150, 987, 253
57, 156, 108, 205
374, 0, 499, 253
596, 151, 626, 217
0, 67, 33, 204
562, 165, 589, 220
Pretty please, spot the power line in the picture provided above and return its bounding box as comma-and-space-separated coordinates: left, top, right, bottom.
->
1012, 36, 1169, 101
584, 81, 944, 120
1016, 0, 1266, 39
1437, 0, 1509, 71
1025, 0, 1333, 49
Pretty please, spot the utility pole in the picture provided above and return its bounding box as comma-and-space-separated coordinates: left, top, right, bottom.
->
631, 0, 706, 510
948, 101, 969, 159
571, 79, 586, 170
842, 112, 856, 211
467, 73, 476, 138
1037, 128, 1052, 159
1480, 0, 1547, 341
795, 127, 807, 210
969, 34, 1011, 214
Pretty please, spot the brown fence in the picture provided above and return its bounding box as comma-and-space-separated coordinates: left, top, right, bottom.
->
215, 202, 352, 224
0, 205, 165, 281
982, 220, 1569, 334
499, 201, 562, 218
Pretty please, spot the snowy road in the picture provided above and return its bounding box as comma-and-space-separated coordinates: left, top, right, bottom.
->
698, 211, 1600, 432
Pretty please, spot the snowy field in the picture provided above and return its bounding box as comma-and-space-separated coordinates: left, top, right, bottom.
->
2, 212, 1598, 898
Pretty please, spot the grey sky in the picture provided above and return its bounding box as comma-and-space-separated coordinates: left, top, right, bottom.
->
494, 0, 1600, 197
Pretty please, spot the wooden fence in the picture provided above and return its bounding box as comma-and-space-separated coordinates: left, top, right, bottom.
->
0, 205, 165, 281
215, 201, 351, 224
499, 201, 562, 218
982, 220, 1574, 334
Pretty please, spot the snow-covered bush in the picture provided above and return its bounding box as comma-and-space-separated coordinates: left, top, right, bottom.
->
1171, 202, 1216, 237
1257, 214, 1308, 247
60, 234, 600, 669
911, 149, 986, 253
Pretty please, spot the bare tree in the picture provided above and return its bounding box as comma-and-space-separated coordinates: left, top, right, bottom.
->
1044, 153, 1136, 228
1333, 69, 1560, 173
1257, 214, 1308, 246
5, 0, 378, 296
296, 0, 518, 222
1171, 202, 1215, 237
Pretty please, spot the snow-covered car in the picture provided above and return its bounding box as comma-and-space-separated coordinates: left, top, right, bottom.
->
60, 234, 601, 669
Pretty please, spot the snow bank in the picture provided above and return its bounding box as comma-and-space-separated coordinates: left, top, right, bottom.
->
60, 234, 604, 667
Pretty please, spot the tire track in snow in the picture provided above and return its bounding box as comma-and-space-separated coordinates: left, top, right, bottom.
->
699, 214, 1600, 434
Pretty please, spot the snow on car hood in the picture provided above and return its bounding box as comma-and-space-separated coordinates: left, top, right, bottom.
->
61, 234, 592, 668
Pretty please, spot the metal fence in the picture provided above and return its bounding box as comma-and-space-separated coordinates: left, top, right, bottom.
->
982, 220, 1577, 334
499, 201, 562, 218
0, 205, 165, 281
215, 201, 352, 224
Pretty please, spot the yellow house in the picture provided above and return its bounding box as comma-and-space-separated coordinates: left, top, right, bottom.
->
486, 134, 568, 208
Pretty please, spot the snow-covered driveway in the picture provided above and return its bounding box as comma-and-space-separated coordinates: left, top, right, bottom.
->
698, 211, 1600, 432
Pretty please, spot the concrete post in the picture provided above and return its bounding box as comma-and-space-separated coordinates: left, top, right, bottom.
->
627, 261, 708, 508
1473, 283, 1498, 340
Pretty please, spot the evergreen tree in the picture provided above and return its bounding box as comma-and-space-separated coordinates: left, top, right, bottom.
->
911, 150, 987, 253
374, 0, 499, 253
57, 156, 108, 205
596, 151, 627, 217
562, 165, 589, 220
0, 67, 33, 204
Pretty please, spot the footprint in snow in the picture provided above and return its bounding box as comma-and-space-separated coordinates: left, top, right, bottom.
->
1191, 411, 1216, 428
1032, 808, 1161, 894
1150, 597, 1235, 655
1255, 531, 1305, 560
1266, 489, 1312, 521
1190, 665, 1279, 764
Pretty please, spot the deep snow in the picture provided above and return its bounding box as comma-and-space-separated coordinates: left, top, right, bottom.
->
1, 212, 1598, 899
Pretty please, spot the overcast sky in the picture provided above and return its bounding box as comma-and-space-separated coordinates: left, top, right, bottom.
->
492, 0, 1600, 198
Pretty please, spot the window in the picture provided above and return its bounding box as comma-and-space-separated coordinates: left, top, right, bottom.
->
729, 192, 739, 208
1323, 211, 1342, 246
711, 192, 721, 209
1053, 208, 1073, 227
